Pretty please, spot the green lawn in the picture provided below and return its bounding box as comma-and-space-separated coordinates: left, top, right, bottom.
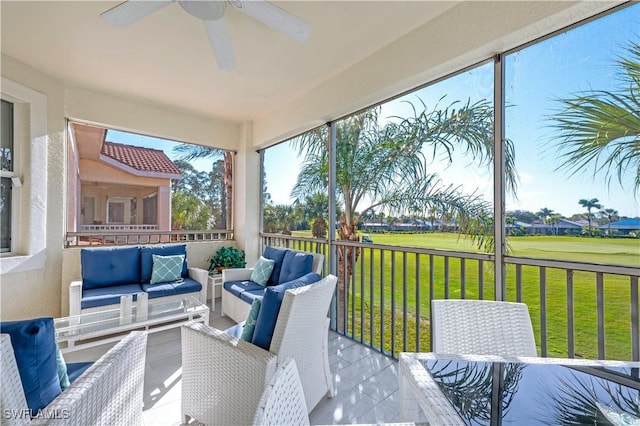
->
291, 231, 639, 359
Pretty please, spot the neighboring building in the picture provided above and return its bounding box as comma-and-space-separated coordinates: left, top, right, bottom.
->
527, 219, 583, 235
600, 219, 640, 235
67, 123, 182, 238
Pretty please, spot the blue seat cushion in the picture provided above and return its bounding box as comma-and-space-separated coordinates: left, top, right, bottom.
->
0, 318, 61, 415
252, 272, 321, 350
140, 244, 188, 283
278, 250, 313, 284
263, 247, 288, 286
239, 289, 265, 305
81, 283, 144, 309
223, 280, 265, 298
66, 362, 93, 384
81, 246, 141, 289
142, 277, 202, 299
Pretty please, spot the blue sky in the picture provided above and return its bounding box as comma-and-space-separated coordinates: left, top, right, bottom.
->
264, 4, 639, 219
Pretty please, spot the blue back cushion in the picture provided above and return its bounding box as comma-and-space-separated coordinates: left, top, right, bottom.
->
278, 251, 313, 284
263, 247, 288, 286
251, 272, 321, 350
81, 246, 141, 289
140, 244, 188, 283
1, 318, 61, 415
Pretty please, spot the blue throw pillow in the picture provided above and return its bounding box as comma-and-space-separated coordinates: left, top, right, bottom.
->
251, 272, 321, 350
55, 342, 70, 390
140, 244, 188, 283
263, 247, 288, 286
250, 256, 275, 286
240, 298, 262, 342
1, 318, 62, 415
278, 251, 313, 284
150, 254, 185, 284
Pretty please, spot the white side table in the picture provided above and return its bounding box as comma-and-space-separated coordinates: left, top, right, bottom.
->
208, 274, 223, 310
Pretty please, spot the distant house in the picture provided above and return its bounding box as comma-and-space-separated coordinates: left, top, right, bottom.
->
600, 219, 640, 235
67, 123, 182, 237
361, 222, 389, 232
527, 218, 583, 235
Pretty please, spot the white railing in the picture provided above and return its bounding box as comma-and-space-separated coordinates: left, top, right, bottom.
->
80, 224, 159, 232
66, 229, 234, 247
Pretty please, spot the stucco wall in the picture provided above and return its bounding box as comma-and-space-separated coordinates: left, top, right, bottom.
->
1, 57, 66, 321
0, 54, 247, 320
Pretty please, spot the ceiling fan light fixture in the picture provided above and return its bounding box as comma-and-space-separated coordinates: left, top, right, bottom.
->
179, 0, 225, 21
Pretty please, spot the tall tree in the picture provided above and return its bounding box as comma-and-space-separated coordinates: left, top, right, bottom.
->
171, 192, 210, 230
549, 42, 640, 194
547, 214, 562, 235
291, 99, 517, 330
536, 207, 555, 222
599, 207, 619, 234
295, 192, 331, 238
173, 144, 233, 229
578, 198, 603, 236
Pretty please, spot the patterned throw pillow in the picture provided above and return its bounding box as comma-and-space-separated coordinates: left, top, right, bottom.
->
250, 256, 275, 286
150, 254, 185, 284
240, 298, 262, 342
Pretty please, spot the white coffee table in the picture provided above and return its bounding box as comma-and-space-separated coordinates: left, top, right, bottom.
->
55, 295, 209, 353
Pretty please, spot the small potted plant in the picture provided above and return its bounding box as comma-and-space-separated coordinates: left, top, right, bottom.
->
208, 246, 246, 275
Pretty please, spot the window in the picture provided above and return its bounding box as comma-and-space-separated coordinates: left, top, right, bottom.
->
504, 3, 639, 266
0, 77, 47, 274
67, 122, 234, 237
1, 100, 15, 252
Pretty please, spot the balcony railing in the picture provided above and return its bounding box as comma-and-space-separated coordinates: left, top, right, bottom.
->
261, 233, 639, 361
66, 229, 234, 247
79, 224, 159, 232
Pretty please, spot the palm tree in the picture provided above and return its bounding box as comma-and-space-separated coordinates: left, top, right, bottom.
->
549, 42, 640, 194
295, 192, 331, 238
578, 198, 603, 236
291, 99, 517, 330
599, 207, 619, 235
547, 214, 562, 236
536, 207, 554, 222
505, 215, 517, 236
173, 144, 233, 230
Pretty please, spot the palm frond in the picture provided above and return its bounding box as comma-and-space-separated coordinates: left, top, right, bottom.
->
548, 42, 640, 194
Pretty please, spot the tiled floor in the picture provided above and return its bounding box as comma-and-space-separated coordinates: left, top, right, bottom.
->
63, 299, 407, 425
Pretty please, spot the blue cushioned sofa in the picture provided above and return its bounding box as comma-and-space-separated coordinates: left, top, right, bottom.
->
69, 244, 208, 316
221, 247, 324, 324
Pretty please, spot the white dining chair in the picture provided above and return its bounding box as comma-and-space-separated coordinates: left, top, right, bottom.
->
431, 299, 537, 357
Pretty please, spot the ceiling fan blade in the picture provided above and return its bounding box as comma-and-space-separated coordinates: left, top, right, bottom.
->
100, 0, 173, 27
204, 20, 237, 71
231, 0, 309, 42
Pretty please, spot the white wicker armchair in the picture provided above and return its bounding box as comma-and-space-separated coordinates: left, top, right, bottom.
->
431, 299, 537, 357
1, 331, 147, 426
253, 358, 310, 426
181, 274, 337, 425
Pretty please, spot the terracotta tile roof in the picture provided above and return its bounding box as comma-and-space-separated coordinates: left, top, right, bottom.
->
102, 142, 181, 176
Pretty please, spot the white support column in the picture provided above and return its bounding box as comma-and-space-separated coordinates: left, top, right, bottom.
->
493, 54, 505, 301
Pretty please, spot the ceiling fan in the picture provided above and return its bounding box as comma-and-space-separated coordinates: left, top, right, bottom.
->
100, 0, 309, 71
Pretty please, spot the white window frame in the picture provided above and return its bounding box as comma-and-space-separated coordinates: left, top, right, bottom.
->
1, 99, 20, 254
0, 77, 47, 274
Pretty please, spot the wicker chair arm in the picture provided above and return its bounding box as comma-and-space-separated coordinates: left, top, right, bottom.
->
181, 322, 278, 426
222, 267, 254, 282
31, 331, 148, 426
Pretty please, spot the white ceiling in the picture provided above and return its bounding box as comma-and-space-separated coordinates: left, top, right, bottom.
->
1, 1, 461, 123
